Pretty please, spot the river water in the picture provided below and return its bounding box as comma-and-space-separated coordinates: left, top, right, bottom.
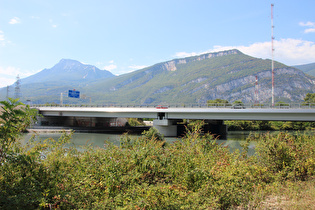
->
21, 130, 314, 155
21, 131, 262, 153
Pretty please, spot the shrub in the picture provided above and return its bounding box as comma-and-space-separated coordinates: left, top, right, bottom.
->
1, 111, 315, 209
253, 132, 315, 181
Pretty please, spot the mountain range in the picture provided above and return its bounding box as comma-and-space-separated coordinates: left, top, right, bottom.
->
1, 49, 314, 105
293, 63, 315, 77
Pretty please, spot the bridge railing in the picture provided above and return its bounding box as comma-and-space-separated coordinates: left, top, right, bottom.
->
31, 103, 315, 109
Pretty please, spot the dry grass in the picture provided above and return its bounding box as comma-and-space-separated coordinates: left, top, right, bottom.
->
257, 177, 315, 209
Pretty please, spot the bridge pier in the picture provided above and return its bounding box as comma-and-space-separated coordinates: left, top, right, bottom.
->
153, 119, 179, 137
153, 119, 227, 138
204, 120, 227, 139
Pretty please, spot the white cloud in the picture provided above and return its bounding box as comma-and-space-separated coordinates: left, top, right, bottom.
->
49, 19, 58, 28
109, 60, 114, 64
104, 64, 117, 71
9, 17, 21, 24
31, 16, 40, 19
174, 38, 315, 66
0, 31, 4, 41
0, 66, 23, 88
299, 21, 315, 33
128, 65, 148, 70
299, 21, 315, 27
305, 28, 315, 33
0, 66, 22, 76
174, 52, 198, 58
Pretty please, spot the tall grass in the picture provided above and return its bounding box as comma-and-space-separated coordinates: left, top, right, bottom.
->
0, 122, 314, 209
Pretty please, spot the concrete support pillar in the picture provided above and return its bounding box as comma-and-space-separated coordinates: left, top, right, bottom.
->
204, 120, 227, 139
153, 119, 178, 137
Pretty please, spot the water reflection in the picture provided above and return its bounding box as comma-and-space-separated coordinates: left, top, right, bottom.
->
22, 131, 253, 151
22, 130, 314, 154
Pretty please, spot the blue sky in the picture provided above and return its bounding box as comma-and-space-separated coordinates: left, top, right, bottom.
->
1, 0, 315, 88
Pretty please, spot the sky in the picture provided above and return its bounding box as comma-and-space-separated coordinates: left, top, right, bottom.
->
1, 0, 315, 88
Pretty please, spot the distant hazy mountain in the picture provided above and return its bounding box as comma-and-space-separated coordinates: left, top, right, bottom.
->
22, 59, 115, 85
1, 51, 314, 105
0, 59, 115, 103
293, 63, 315, 77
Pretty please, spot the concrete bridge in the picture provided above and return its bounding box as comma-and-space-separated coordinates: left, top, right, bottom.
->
33, 103, 315, 136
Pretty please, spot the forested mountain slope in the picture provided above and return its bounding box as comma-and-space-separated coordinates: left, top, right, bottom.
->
1, 50, 314, 105
87, 49, 315, 104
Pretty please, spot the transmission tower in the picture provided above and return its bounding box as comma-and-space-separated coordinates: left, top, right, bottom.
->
14, 75, 21, 99
271, 4, 275, 106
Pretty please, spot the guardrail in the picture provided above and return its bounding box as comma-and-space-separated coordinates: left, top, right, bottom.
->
31, 103, 315, 109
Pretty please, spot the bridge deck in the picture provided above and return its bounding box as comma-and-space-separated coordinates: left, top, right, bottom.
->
34, 104, 315, 121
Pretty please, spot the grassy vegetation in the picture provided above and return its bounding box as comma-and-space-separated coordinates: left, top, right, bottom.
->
1, 129, 314, 208
1, 100, 315, 209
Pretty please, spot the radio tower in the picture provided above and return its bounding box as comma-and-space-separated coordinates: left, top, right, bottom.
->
271, 4, 275, 106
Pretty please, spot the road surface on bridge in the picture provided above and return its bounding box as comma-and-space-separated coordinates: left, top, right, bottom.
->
35, 105, 315, 121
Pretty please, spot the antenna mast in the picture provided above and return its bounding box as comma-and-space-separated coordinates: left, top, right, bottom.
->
271, 4, 275, 106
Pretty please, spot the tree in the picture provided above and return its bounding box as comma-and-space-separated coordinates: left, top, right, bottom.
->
233, 100, 243, 104
0, 98, 37, 163
304, 93, 315, 104
207, 98, 229, 107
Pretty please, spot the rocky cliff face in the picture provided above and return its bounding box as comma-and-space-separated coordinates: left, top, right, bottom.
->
161, 49, 239, 72
197, 67, 315, 103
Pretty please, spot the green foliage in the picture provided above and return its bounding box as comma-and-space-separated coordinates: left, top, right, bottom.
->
127, 118, 145, 126
233, 100, 243, 104
1, 113, 315, 208
253, 132, 315, 181
226, 120, 273, 131
226, 120, 315, 131
304, 93, 315, 104
141, 127, 164, 141
0, 132, 73, 209
207, 98, 229, 106
0, 98, 38, 163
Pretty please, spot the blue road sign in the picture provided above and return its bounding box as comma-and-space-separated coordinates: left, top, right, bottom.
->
68, 90, 80, 98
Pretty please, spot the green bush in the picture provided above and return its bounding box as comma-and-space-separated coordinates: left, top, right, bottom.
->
1, 108, 315, 209
253, 132, 315, 181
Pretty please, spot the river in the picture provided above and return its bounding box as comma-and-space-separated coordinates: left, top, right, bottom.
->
21, 130, 262, 154
21, 130, 314, 155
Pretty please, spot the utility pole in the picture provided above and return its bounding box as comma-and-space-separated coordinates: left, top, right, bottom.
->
271, 4, 275, 106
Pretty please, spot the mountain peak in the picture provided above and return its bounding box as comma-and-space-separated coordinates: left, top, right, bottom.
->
59, 58, 81, 64
54, 59, 84, 70
19, 58, 115, 85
